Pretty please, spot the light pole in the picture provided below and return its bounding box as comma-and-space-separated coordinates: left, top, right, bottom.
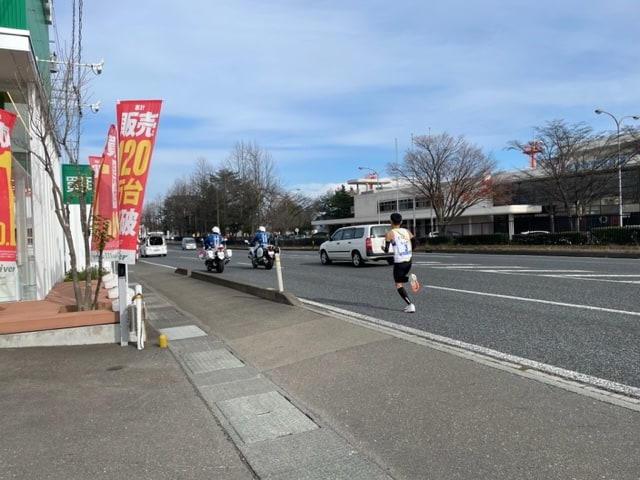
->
594, 109, 640, 227
358, 166, 381, 223
395, 138, 399, 213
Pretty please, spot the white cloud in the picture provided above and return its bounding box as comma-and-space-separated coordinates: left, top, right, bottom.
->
51, 0, 640, 201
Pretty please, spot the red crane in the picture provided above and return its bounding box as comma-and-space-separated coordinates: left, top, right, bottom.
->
522, 140, 542, 168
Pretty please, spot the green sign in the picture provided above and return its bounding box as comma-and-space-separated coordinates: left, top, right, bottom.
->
62, 164, 94, 204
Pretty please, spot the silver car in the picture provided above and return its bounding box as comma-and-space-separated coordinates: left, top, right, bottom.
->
319, 224, 394, 267
140, 233, 167, 257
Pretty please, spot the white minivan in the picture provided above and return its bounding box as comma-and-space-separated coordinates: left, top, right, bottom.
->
140, 232, 167, 257
318, 224, 394, 267
181, 237, 197, 250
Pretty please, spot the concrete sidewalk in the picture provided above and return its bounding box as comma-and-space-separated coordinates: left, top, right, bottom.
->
134, 263, 639, 480
2, 261, 639, 479
0, 336, 256, 479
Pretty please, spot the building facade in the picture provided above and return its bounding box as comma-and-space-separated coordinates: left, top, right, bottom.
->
0, 0, 67, 302
312, 159, 640, 238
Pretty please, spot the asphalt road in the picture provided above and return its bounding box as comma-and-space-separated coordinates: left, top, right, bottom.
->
138, 245, 640, 394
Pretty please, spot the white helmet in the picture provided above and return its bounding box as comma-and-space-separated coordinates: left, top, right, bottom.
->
258, 226, 266, 232
212, 226, 220, 234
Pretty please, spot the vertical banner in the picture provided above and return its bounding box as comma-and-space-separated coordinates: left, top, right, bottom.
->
90, 124, 121, 262
116, 99, 162, 264
88, 154, 101, 172
0, 109, 17, 268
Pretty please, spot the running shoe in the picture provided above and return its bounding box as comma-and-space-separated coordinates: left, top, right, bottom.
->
409, 273, 420, 293
403, 303, 416, 313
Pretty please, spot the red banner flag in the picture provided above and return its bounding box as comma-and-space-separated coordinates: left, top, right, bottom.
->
116, 99, 162, 264
88, 155, 101, 176
90, 125, 121, 262
0, 109, 17, 264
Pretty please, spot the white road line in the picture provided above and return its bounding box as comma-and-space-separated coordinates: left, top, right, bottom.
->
138, 260, 176, 269
552, 274, 640, 278
417, 262, 639, 283
541, 275, 640, 285
495, 269, 590, 273
429, 285, 640, 317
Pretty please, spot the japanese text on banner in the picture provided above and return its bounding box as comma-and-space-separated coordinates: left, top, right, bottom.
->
116, 99, 162, 264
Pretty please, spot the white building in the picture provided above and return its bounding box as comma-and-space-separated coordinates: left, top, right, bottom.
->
0, 3, 68, 302
312, 175, 542, 239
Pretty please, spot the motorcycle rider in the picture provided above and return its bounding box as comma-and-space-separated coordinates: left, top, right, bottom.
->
205, 226, 223, 249
250, 226, 270, 260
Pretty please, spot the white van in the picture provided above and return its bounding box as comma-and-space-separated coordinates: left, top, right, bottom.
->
318, 224, 394, 267
181, 237, 197, 250
140, 232, 167, 257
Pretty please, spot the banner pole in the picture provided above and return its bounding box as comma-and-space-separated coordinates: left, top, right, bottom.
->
118, 262, 128, 346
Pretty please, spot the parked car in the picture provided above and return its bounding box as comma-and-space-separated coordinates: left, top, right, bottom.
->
310, 231, 329, 244
519, 230, 571, 245
140, 232, 167, 257
181, 237, 197, 250
319, 224, 394, 267
428, 230, 461, 238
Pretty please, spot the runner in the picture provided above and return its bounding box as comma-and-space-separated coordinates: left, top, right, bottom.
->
383, 212, 420, 313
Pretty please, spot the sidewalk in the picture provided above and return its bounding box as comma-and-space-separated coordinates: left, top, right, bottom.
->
2, 262, 639, 479
135, 263, 639, 479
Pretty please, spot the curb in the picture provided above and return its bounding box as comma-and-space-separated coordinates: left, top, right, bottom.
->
174, 268, 302, 307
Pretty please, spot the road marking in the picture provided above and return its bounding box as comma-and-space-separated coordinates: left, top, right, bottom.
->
541, 274, 640, 285
137, 260, 175, 269
416, 261, 639, 283
429, 285, 640, 317
557, 274, 640, 277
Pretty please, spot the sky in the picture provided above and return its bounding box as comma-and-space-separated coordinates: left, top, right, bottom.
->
51, 0, 640, 202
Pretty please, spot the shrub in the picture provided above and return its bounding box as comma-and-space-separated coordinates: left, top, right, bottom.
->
511, 232, 572, 245
457, 234, 509, 245
592, 226, 640, 245
64, 266, 109, 282
426, 235, 457, 246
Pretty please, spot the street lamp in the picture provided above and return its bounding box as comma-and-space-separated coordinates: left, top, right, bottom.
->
594, 109, 640, 226
79, 100, 100, 116
37, 53, 104, 75
358, 166, 380, 223
358, 166, 379, 186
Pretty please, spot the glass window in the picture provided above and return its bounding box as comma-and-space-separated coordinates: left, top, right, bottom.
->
342, 228, 355, 240
371, 226, 388, 238
149, 236, 164, 246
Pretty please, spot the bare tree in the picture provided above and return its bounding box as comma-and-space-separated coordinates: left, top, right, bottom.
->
388, 132, 496, 233
141, 199, 164, 234
224, 140, 281, 232
15, 46, 100, 310
508, 119, 616, 231
162, 178, 194, 236
267, 190, 314, 234
210, 167, 244, 235
162, 163, 247, 238
189, 157, 216, 233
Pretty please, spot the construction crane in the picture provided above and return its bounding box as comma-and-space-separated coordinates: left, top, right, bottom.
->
522, 140, 542, 168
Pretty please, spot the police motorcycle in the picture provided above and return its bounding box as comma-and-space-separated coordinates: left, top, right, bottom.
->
199, 228, 232, 273
244, 226, 278, 270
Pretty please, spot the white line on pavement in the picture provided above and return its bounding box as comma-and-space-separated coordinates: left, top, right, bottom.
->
429, 285, 640, 317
